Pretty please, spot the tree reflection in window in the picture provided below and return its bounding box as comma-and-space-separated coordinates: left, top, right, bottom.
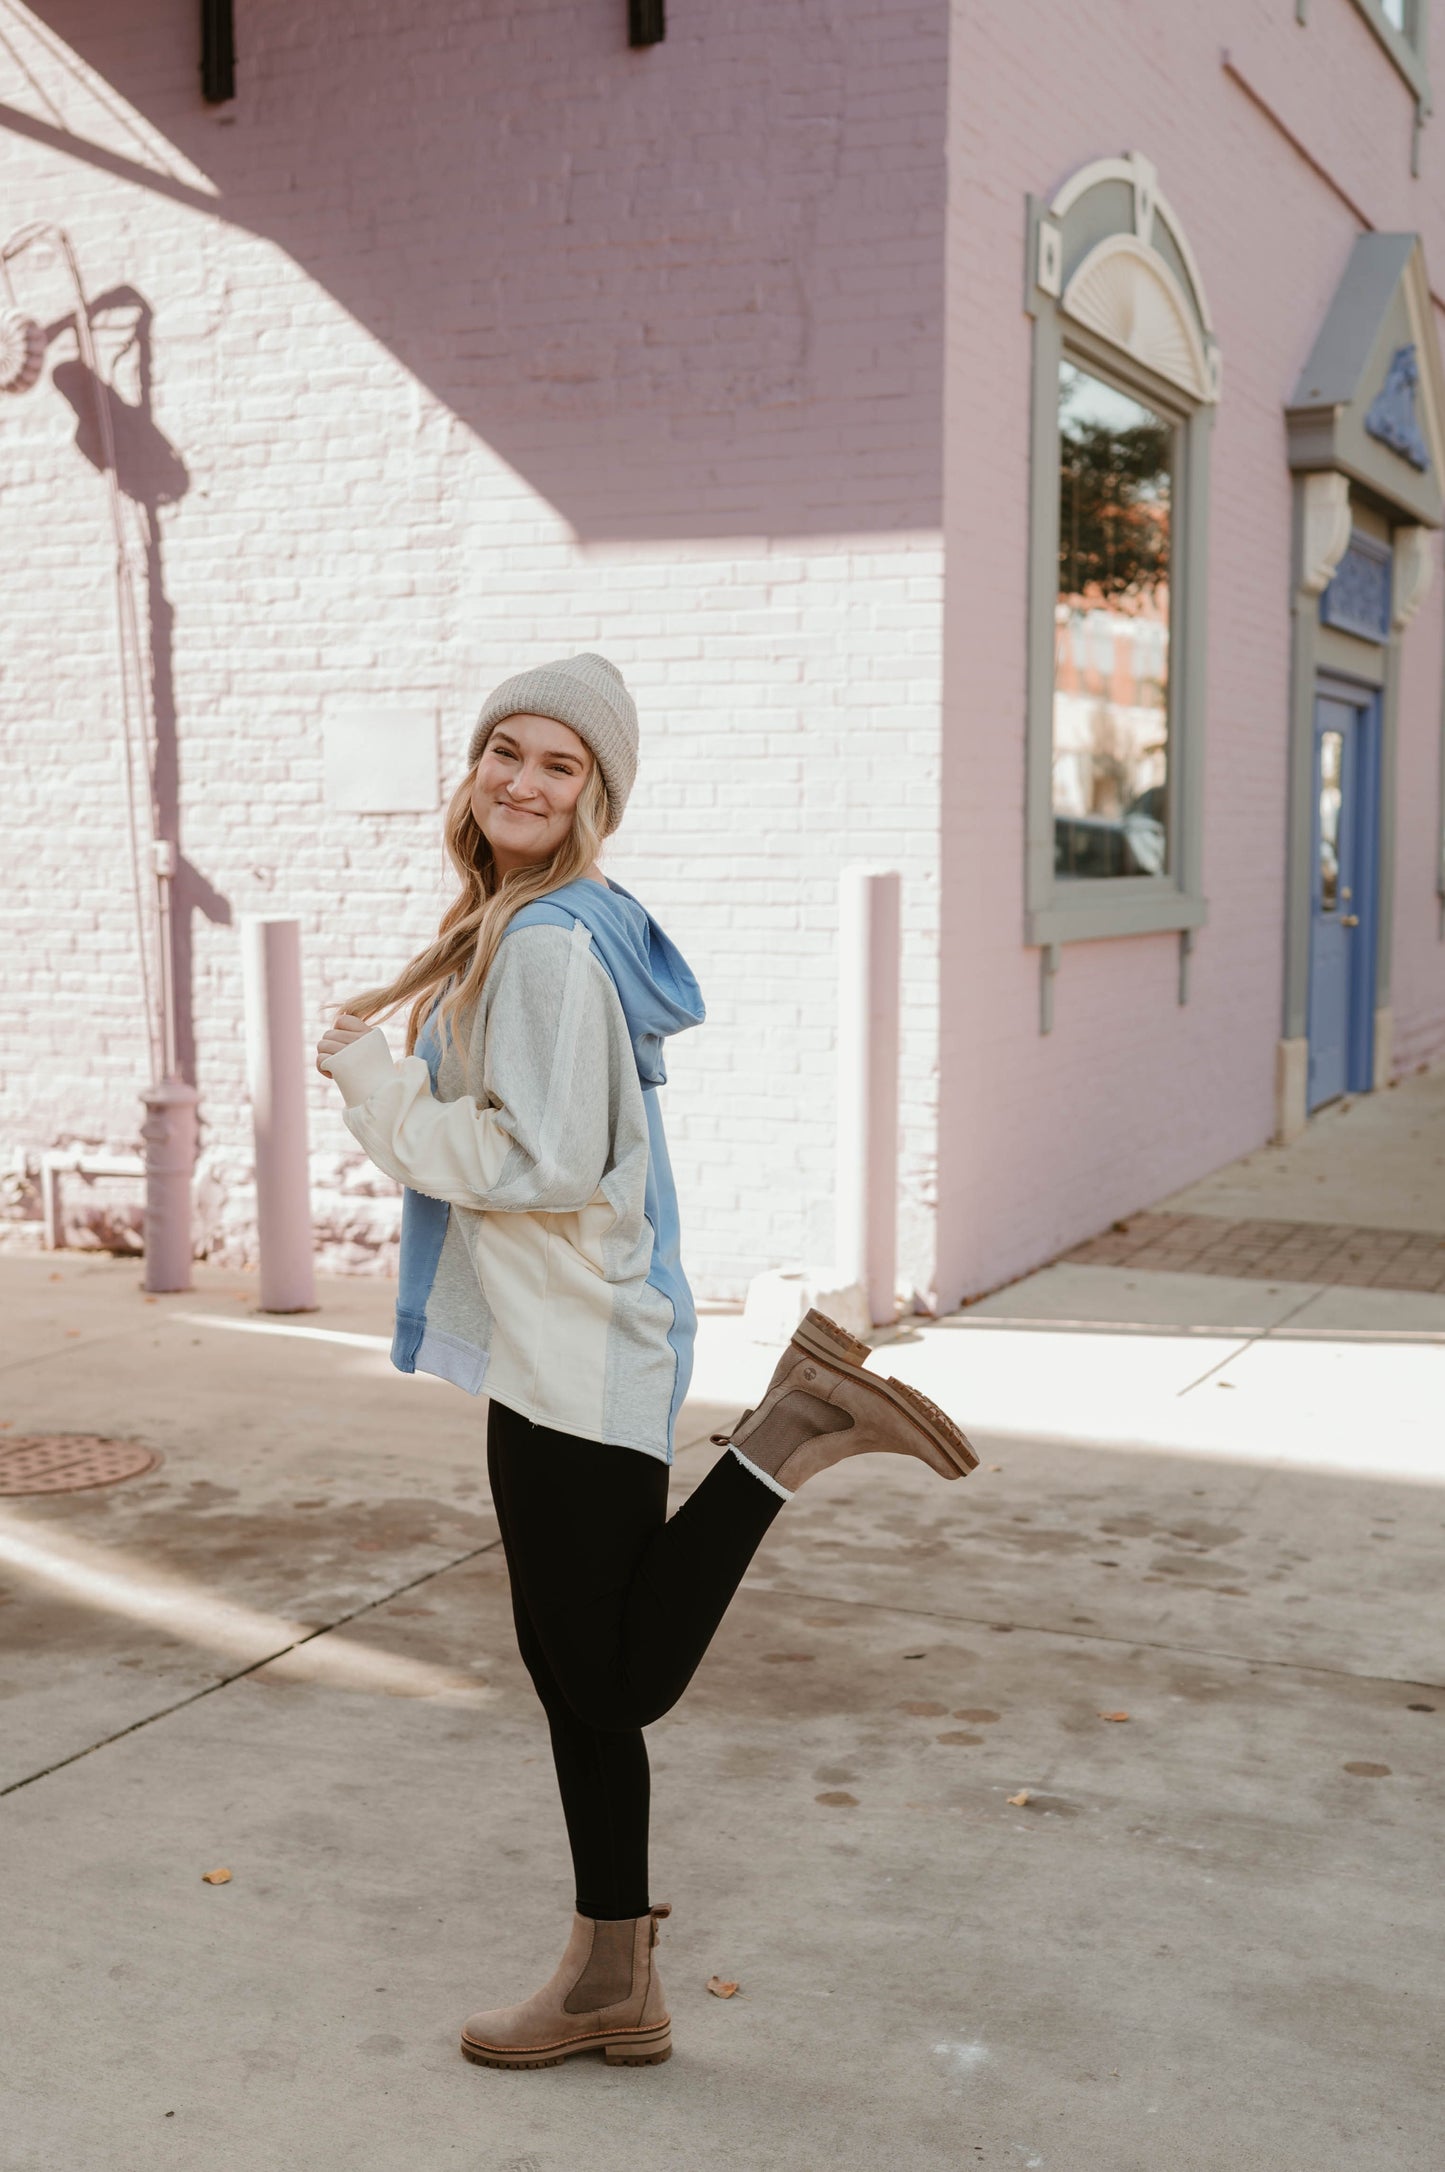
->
1053, 360, 1172, 879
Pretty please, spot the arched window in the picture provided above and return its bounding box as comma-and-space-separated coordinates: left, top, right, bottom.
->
1023, 152, 1220, 1020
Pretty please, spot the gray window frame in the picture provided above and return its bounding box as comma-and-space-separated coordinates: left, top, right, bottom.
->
1348, 0, 1431, 106
1022, 166, 1218, 964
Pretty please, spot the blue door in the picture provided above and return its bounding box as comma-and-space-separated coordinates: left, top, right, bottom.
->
1306, 690, 1378, 1112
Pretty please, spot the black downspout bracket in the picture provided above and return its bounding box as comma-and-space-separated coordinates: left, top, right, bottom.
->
201, 0, 236, 104
629, 0, 665, 47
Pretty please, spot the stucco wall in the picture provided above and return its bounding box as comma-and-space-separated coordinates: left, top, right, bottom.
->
936, 0, 1445, 1305
0, 0, 947, 1300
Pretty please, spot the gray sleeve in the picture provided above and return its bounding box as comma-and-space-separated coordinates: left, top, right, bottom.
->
332, 921, 621, 1215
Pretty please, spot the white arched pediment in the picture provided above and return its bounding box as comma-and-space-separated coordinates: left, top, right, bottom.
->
1061, 232, 1215, 406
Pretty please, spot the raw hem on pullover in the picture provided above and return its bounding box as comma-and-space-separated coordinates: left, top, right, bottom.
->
393, 1303, 676, 1462
475, 1386, 674, 1468
402, 1323, 490, 1397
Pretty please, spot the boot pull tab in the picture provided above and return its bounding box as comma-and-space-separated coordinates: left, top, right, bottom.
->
711, 1411, 753, 1445
649, 1902, 672, 1946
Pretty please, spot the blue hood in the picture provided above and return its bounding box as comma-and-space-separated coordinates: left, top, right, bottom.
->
503, 876, 705, 1087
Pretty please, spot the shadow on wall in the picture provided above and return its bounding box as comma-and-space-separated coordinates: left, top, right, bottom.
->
11, 0, 946, 542
49, 285, 231, 1091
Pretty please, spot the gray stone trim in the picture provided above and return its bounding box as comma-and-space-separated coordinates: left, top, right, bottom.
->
1286, 233, 1445, 528
1275, 1036, 1309, 1144
1282, 235, 1445, 1071
1317, 624, 1387, 685
1438, 564, 1445, 928
1378, 635, 1401, 1011
1282, 582, 1323, 1048
1280, 550, 1398, 1060
1022, 168, 1214, 993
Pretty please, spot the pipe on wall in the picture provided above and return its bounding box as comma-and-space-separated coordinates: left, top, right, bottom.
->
834, 867, 901, 1329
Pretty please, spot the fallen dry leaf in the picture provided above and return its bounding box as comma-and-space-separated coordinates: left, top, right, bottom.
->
201, 1867, 232, 1885
706, 1976, 740, 1999
815, 1790, 858, 1808
1006, 1790, 1031, 1807
1098, 1711, 1130, 1723
1343, 1761, 1391, 1777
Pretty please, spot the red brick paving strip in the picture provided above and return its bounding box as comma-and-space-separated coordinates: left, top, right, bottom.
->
1064, 1215, 1445, 1292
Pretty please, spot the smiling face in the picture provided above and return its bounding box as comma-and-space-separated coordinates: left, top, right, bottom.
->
470, 712, 596, 874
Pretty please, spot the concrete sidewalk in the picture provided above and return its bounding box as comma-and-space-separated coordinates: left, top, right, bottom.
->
1, 1236, 1442, 2171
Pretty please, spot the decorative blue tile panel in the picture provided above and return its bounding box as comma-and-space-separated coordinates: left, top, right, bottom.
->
1320, 529, 1393, 642
1364, 344, 1430, 472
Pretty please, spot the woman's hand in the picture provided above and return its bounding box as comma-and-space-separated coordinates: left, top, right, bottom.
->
316, 1010, 376, 1078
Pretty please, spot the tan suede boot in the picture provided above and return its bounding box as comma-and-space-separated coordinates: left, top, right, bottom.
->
712, 1308, 978, 1492
460, 1904, 672, 2069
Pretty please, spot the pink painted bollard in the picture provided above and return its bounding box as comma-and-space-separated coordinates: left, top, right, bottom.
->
240, 915, 318, 1315
835, 867, 901, 1329
140, 1077, 198, 1293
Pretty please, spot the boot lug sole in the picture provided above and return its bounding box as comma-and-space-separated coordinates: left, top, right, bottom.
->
793, 1307, 872, 1369
791, 1313, 978, 1475
882, 1374, 980, 1474
461, 2023, 672, 2069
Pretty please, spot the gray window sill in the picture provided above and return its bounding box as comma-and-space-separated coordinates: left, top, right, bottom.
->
1025, 884, 1209, 947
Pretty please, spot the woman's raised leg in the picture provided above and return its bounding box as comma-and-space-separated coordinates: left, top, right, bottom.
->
486, 1398, 784, 1734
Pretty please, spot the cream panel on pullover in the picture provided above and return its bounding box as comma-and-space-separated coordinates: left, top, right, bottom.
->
323, 917, 679, 1455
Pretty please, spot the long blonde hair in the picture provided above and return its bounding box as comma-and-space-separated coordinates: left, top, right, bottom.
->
333, 757, 610, 1064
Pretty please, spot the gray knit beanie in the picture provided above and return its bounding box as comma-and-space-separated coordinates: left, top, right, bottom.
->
467, 652, 639, 836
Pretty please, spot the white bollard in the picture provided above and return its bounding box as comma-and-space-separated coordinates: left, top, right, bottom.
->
240, 915, 318, 1315
835, 867, 901, 1329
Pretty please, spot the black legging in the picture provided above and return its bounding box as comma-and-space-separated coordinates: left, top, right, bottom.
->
486, 1398, 784, 1920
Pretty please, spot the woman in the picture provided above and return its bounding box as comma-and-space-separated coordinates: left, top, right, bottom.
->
316, 652, 977, 2072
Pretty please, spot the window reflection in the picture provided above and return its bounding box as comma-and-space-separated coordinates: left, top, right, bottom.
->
1318, 730, 1343, 912
1053, 360, 1172, 879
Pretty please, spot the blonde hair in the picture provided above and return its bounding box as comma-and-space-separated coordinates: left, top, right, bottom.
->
332, 756, 610, 1065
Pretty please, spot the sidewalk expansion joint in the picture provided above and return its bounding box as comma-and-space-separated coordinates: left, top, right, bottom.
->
0, 1320, 177, 1382
754, 1581, 1444, 1694
0, 1533, 506, 1799
1171, 1289, 1322, 1400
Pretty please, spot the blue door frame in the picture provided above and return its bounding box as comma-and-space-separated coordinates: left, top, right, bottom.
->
1306, 677, 1381, 1112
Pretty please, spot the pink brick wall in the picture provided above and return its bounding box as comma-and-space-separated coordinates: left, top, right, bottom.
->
0, 1, 948, 1300
936, 0, 1445, 1305
1392, 526, 1445, 1070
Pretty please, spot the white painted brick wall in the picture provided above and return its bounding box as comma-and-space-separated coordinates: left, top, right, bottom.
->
0, 0, 948, 1306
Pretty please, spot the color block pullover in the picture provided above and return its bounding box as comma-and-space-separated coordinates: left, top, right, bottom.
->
323, 877, 706, 1463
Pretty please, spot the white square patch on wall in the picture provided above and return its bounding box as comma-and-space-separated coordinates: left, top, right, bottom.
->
322, 710, 439, 813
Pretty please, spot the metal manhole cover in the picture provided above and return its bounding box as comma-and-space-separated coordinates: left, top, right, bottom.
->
0, 1434, 160, 1496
